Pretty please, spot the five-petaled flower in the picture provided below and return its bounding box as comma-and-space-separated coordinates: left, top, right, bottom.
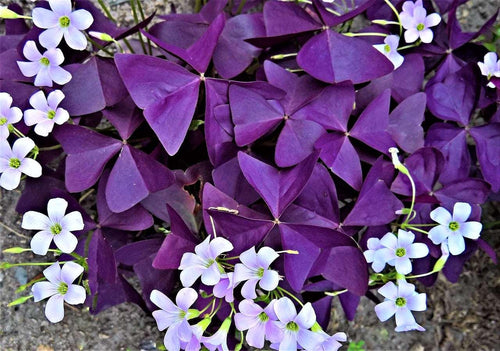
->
22, 197, 84, 255
373, 35, 405, 70
17, 41, 72, 87
428, 202, 482, 255
24, 90, 70, 137
31, 261, 86, 323
32, 0, 93, 50
0, 92, 22, 140
234, 246, 280, 299
400, 2, 441, 43
374, 280, 426, 332
363, 237, 387, 272
477, 52, 500, 88
0, 137, 41, 190
178, 235, 233, 287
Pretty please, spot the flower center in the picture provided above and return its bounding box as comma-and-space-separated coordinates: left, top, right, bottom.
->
47, 110, 56, 120
286, 321, 299, 332
40, 57, 50, 66
0, 117, 7, 126
416, 23, 425, 31
395, 248, 406, 257
9, 158, 21, 169
179, 310, 186, 319
205, 259, 215, 268
258, 312, 269, 322
256, 267, 265, 278
448, 221, 460, 231
50, 223, 63, 235
395, 297, 406, 307
58, 282, 68, 295
59, 16, 71, 27
384, 44, 391, 53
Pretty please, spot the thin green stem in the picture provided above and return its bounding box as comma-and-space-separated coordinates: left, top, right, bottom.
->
38, 144, 62, 152
277, 287, 303, 306
325, 289, 348, 297
344, 32, 388, 37
383, 0, 402, 35
236, 0, 248, 15
402, 174, 416, 226
403, 226, 429, 235
406, 270, 438, 279
97, 0, 116, 22
79, 188, 95, 203
130, 0, 147, 55
135, 0, 152, 55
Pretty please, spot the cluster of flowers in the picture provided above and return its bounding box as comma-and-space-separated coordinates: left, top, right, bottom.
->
151, 235, 346, 350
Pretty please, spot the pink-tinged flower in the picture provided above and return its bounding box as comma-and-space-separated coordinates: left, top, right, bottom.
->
428, 202, 482, 256
178, 236, 233, 287
150, 288, 199, 351
202, 317, 232, 351
363, 237, 388, 273
0, 92, 22, 140
213, 272, 236, 303
311, 330, 347, 351
31, 261, 86, 323
0, 137, 41, 190
375, 230, 429, 275
400, 6, 441, 43
272, 297, 323, 351
234, 300, 283, 348
374, 280, 426, 332
234, 246, 280, 299
22, 197, 84, 255
17, 41, 72, 87
373, 35, 404, 69
32, 0, 93, 50
24, 90, 69, 137
478, 52, 500, 88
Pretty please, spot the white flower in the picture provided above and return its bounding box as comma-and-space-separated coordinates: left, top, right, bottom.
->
22, 197, 84, 255
374, 35, 405, 70
477, 52, 500, 88
17, 41, 72, 87
32, 0, 93, 50
400, 3, 441, 44
31, 261, 86, 323
0, 137, 41, 190
24, 90, 69, 137
0, 92, 22, 139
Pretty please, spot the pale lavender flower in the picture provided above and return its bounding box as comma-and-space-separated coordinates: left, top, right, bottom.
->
400, 0, 423, 16
400, 6, 441, 43
375, 230, 429, 275
478, 52, 500, 88
234, 299, 283, 348
0, 92, 22, 139
272, 297, 323, 351
311, 330, 347, 351
22, 197, 84, 255
373, 35, 404, 69
0, 137, 41, 190
32, 0, 93, 50
17, 41, 72, 87
202, 317, 231, 351
150, 288, 199, 351
180, 318, 211, 351
213, 272, 236, 303
374, 280, 426, 332
428, 202, 482, 256
31, 261, 86, 323
24, 90, 69, 137
178, 236, 233, 287
363, 237, 389, 273
234, 246, 280, 299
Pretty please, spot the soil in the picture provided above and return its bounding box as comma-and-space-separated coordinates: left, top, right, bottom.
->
1, 0, 499, 350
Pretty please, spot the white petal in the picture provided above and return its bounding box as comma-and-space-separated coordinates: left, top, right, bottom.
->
7, 107, 23, 124
69, 9, 93, 30
0, 92, 13, 109
407, 293, 426, 311
47, 197, 68, 221
64, 26, 88, 51
45, 48, 65, 66
22, 211, 51, 230
34, 119, 55, 136
32, 281, 57, 302
430, 206, 452, 225
60, 261, 84, 284
49, 66, 72, 85
209, 237, 234, 257
419, 28, 434, 43
200, 263, 221, 286
425, 13, 441, 27
0, 168, 21, 190
64, 284, 86, 304
34, 68, 54, 87
259, 269, 279, 291
295, 302, 316, 329
274, 297, 297, 323
32, 8, 59, 28
180, 266, 204, 287
53, 108, 69, 125
175, 287, 198, 311
53, 230, 78, 253
22, 41, 42, 61
452, 202, 471, 222
428, 226, 449, 245
150, 289, 177, 313
61, 211, 84, 231
43, 262, 62, 283
459, 221, 482, 239
45, 294, 65, 323
380, 232, 398, 249
378, 281, 398, 300
404, 28, 419, 43
39, 27, 65, 50
49, 0, 71, 16
29, 90, 50, 111
407, 243, 429, 259
13, 137, 35, 158
19, 158, 42, 178
448, 233, 465, 255
30, 230, 54, 255
47, 90, 65, 109
374, 300, 396, 322
24, 108, 49, 126
17, 61, 41, 78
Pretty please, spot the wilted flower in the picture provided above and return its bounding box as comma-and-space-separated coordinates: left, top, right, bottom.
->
374, 280, 426, 332
17, 41, 72, 87
376, 230, 429, 275
363, 237, 388, 272
22, 197, 84, 255
373, 35, 404, 69
178, 235, 234, 287
150, 288, 199, 351
24, 90, 70, 137
0, 137, 41, 190
234, 246, 280, 299
234, 299, 282, 348
31, 261, 86, 323
400, 4, 441, 43
0, 92, 22, 139
428, 202, 482, 255
32, 0, 93, 50
477, 52, 500, 88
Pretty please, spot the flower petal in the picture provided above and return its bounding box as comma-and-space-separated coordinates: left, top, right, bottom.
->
34, 120, 55, 137
64, 26, 88, 51
241, 278, 259, 299
259, 269, 279, 291
430, 206, 452, 225
64, 284, 86, 304
209, 237, 234, 257
419, 28, 434, 44
274, 297, 297, 323
60, 211, 84, 231
406, 293, 426, 311
49, 66, 72, 85
448, 232, 465, 255
34, 68, 54, 87
52, 229, 78, 253
0, 168, 21, 190
175, 287, 198, 311
407, 243, 429, 259
395, 307, 417, 329
180, 266, 204, 287
150, 289, 177, 313
295, 302, 316, 329
13, 137, 35, 159
459, 221, 482, 239
60, 261, 84, 284
47, 198, 68, 222
404, 28, 419, 43
245, 321, 266, 348
39, 27, 64, 49
19, 158, 42, 178
378, 281, 398, 300
24, 110, 48, 126
32, 281, 57, 302
239, 246, 259, 269
30, 230, 54, 255
428, 226, 449, 245
69, 9, 93, 30
22, 211, 51, 230
380, 232, 398, 249
425, 13, 441, 27
152, 310, 178, 331
201, 263, 222, 286
43, 262, 62, 283
234, 313, 258, 333
375, 300, 396, 321
49, 0, 71, 16
452, 202, 471, 223
45, 294, 65, 323
394, 256, 412, 275
397, 229, 415, 248
32, 7, 59, 28
53, 108, 69, 125
22, 41, 42, 61
257, 246, 279, 268
18, 61, 41, 78
47, 90, 65, 109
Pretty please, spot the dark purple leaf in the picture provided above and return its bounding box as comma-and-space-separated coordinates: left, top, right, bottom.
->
322, 246, 368, 296
470, 124, 500, 192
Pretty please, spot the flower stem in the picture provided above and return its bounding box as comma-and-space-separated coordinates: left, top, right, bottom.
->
38, 144, 62, 151
1, 261, 70, 269
402, 226, 429, 235
325, 289, 348, 297
343, 32, 388, 37
277, 287, 303, 306
382, 0, 402, 35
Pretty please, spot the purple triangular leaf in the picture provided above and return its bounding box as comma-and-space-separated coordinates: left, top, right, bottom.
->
102, 96, 144, 140
470, 124, 500, 192
322, 246, 368, 296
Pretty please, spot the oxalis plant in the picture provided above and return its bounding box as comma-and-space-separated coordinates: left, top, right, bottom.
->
0, 0, 499, 349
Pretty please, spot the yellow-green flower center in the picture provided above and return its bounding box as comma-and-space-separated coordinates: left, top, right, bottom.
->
258, 312, 269, 322
0, 117, 7, 126
47, 110, 56, 120
416, 23, 425, 31
395, 248, 406, 257
9, 158, 20, 168
58, 282, 68, 295
448, 221, 460, 231
40, 57, 50, 66
50, 223, 63, 235
257, 267, 265, 278
59, 16, 70, 28
384, 44, 391, 53
286, 321, 299, 332
395, 297, 406, 307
